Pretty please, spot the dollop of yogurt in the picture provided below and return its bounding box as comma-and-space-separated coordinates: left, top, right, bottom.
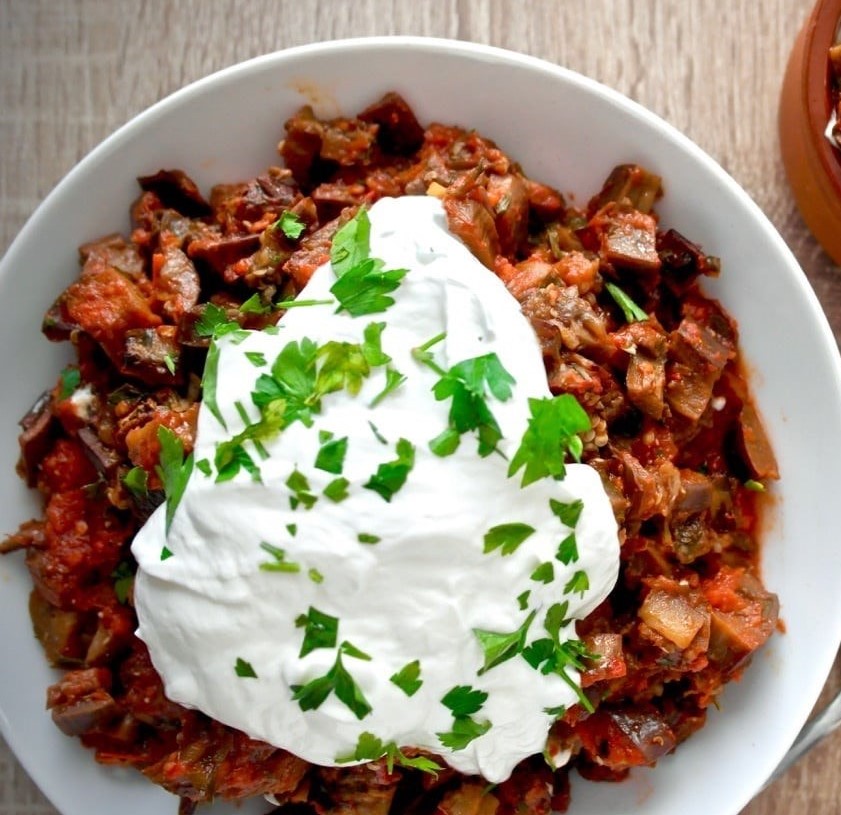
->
132, 196, 620, 783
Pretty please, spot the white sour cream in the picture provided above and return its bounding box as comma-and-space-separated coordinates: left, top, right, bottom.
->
132, 196, 620, 783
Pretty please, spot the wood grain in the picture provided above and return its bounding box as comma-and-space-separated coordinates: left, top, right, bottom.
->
1, 1, 840, 813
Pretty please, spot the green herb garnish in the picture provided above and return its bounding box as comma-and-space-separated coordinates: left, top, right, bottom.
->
483, 523, 536, 556
122, 466, 148, 498
329, 209, 409, 316
57, 366, 81, 400
336, 732, 441, 775
563, 569, 590, 597
245, 351, 267, 367
556, 533, 579, 565
287, 468, 317, 510
155, 426, 193, 533
357, 533, 381, 544
530, 562, 555, 584
235, 657, 258, 678
291, 647, 372, 719
259, 541, 301, 574
418, 348, 515, 458
508, 395, 590, 487
275, 210, 307, 240
473, 610, 536, 675
111, 562, 134, 604
549, 498, 584, 527
605, 282, 648, 323
370, 366, 407, 407
441, 685, 488, 717
315, 436, 348, 474
323, 477, 350, 503
363, 438, 415, 502
296, 606, 339, 657
389, 660, 423, 697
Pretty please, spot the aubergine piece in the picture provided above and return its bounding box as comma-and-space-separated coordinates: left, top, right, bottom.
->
358, 91, 425, 155
46, 667, 117, 737
77, 427, 121, 477
658, 228, 721, 294
29, 590, 87, 665
442, 196, 500, 269
122, 326, 183, 385
137, 169, 212, 218
735, 401, 779, 480
588, 163, 663, 215
17, 390, 56, 486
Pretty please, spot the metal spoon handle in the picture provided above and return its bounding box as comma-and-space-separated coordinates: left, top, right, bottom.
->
764, 689, 841, 788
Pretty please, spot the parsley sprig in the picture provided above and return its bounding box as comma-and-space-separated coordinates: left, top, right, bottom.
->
336, 732, 441, 775
156, 426, 193, 533
291, 641, 373, 720
521, 602, 598, 712
329, 208, 409, 316
508, 395, 591, 486
412, 335, 516, 457
436, 685, 492, 751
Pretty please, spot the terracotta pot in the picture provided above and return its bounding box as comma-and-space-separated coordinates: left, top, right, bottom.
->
779, 0, 841, 266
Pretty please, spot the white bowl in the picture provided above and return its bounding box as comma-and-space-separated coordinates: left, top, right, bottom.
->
2, 36, 841, 815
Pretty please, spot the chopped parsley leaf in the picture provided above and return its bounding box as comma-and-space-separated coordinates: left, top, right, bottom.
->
155, 426, 193, 533
160, 546, 174, 561
275, 210, 306, 240
336, 732, 441, 775
370, 366, 407, 407
606, 282, 648, 323
564, 569, 590, 598
508, 395, 590, 487
235, 657, 258, 678
473, 610, 536, 675
323, 477, 350, 503
291, 649, 372, 720
308, 568, 324, 584
423, 351, 515, 458
287, 468, 317, 510
556, 533, 579, 565
368, 421, 388, 444
111, 562, 134, 605
389, 660, 423, 696
340, 640, 372, 661
329, 209, 409, 316
259, 541, 301, 574
363, 438, 415, 502
530, 562, 555, 584
357, 532, 381, 544
517, 590, 531, 611
195, 302, 239, 338
245, 351, 267, 367
122, 466, 148, 498
437, 716, 492, 751
549, 498, 584, 528
315, 436, 348, 474
440, 685, 488, 718
195, 458, 212, 477
297, 606, 339, 657
239, 293, 272, 315
57, 366, 81, 400
483, 523, 535, 556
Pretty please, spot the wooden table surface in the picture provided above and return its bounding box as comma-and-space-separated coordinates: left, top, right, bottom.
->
1, 1, 840, 813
